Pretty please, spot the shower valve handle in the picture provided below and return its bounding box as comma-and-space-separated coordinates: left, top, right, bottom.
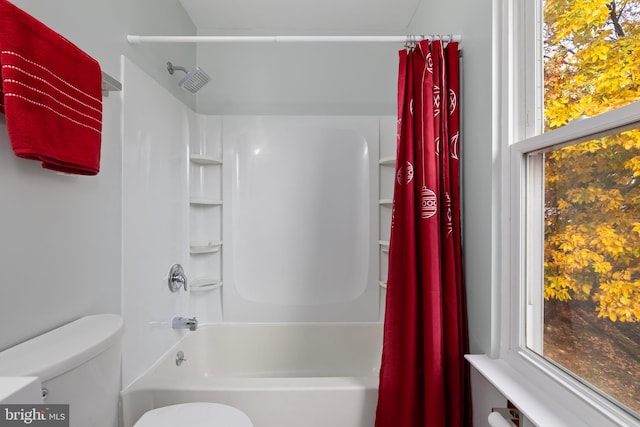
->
168, 264, 187, 292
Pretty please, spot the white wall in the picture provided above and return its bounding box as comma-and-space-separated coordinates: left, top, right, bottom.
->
0, 0, 195, 352
0, 89, 121, 351
196, 42, 398, 115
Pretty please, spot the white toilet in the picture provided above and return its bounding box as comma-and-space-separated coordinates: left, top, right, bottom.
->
0, 314, 252, 427
133, 402, 252, 427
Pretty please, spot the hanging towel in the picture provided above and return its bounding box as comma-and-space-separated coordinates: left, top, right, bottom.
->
0, 0, 103, 175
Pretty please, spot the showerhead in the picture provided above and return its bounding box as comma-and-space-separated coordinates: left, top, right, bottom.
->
167, 61, 211, 94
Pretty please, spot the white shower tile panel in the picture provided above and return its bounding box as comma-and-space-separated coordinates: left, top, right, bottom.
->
121, 57, 190, 388
232, 126, 369, 305
222, 116, 381, 322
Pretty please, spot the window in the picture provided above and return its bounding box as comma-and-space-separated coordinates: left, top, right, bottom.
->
541, 0, 640, 132
525, 125, 640, 414
508, 0, 640, 423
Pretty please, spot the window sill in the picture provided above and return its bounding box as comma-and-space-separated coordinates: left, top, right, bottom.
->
465, 354, 635, 427
466, 354, 574, 426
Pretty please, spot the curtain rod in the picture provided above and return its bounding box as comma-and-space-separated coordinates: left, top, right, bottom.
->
126, 35, 462, 44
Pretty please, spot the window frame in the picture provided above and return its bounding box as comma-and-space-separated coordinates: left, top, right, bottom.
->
499, 0, 640, 425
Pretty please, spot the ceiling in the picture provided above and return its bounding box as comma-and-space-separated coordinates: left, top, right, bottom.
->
179, 0, 422, 34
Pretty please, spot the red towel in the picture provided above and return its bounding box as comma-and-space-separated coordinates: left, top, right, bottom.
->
0, 0, 103, 175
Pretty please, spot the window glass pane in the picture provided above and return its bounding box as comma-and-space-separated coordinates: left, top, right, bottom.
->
527, 126, 640, 414
543, 0, 640, 131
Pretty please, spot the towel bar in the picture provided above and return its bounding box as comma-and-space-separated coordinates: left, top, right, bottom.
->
101, 71, 121, 96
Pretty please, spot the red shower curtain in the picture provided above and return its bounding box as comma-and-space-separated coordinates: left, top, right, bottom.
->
375, 40, 471, 427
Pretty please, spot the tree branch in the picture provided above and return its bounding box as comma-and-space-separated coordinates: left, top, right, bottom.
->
607, 1, 626, 37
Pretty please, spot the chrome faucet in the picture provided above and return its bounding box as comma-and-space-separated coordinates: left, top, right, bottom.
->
172, 316, 198, 331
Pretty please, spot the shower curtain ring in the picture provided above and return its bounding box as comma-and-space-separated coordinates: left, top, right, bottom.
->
404, 35, 413, 50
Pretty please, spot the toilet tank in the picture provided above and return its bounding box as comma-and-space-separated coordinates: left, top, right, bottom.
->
0, 314, 124, 427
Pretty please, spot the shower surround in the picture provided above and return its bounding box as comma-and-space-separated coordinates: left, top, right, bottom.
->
122, 57, 395, 425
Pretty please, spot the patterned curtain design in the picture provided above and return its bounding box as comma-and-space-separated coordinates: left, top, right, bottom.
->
375, 40, 471, 427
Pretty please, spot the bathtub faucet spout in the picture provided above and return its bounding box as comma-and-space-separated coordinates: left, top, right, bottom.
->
172, 316, 198, 331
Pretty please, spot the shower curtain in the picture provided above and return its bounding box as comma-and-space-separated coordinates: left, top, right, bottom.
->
375, 40, 471, 427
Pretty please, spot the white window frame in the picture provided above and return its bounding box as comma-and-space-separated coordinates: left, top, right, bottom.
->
493, 0, 640, 425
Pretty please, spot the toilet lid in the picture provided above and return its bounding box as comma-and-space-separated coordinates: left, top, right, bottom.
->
134, 402, 253, 427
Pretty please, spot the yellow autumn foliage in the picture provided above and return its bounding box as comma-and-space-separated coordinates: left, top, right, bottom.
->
543, 0, 640, 321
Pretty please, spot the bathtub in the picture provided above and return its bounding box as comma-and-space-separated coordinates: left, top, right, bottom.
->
121, 322, 383, 427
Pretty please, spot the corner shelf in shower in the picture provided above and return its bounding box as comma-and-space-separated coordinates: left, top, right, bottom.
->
379, 199, 393, 207
189, 240, 223, 254
190, 197, 223, 206
379, 240, 390, 253
190, 154, 222, 165
379, 156, 396, 167
190, 278, 223, 293
379, 281, 387, 289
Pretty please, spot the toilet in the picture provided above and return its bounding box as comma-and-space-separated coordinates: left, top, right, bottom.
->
133, 402, 252, 427
0, 314, 252, 427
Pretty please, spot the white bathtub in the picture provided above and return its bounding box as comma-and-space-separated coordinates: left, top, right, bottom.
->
121, 323, 383, 427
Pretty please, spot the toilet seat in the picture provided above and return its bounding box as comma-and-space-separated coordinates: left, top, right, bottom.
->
133, 402, 253, 427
